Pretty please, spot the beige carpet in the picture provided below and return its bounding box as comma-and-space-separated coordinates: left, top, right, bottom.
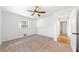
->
0, 34, 73, 52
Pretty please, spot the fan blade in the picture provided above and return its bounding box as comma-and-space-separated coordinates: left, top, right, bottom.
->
38, 14, 40, 16
38, 11, 46, 13
27, 10, 34, 12
31, 13, 34, 16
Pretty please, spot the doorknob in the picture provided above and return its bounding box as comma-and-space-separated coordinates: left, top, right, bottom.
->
72, 33, 79, 35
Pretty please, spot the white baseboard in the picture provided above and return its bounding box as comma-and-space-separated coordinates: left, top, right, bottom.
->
37, 34, 53, 39
2, 35, 24, 42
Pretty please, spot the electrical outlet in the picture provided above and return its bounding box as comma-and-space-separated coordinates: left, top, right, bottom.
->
24, 34, 26, 36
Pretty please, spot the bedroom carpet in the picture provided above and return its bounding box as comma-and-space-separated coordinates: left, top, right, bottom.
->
0, 34, 73, 52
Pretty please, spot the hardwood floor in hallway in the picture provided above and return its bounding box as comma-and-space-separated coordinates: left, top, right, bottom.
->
0, 34, 73, 52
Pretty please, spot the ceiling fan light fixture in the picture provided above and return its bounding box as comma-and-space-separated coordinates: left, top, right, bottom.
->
27, 6, 46, 16
35, 12, 38, 15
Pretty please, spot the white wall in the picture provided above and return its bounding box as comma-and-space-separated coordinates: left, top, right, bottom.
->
27, 19, 37, 36
2, 11, 37, 42
36, 15, 57, 40
0, 8, 2, 44
68, 8, 77, 52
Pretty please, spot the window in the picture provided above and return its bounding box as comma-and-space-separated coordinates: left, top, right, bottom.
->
20, 20, 28, 28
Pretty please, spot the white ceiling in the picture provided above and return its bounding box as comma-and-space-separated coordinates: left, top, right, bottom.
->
1, 6, 73, 19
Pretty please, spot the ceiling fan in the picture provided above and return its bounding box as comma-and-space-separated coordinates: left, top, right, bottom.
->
27, 6, 46, 16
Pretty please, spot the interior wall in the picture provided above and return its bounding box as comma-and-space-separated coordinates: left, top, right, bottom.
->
68, 8, 77, 52
36, 15, 57, 39
0, 8, 2, 44
2, 11, 37, 42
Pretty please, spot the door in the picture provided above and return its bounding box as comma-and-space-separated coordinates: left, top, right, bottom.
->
77, 10, 79, 52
